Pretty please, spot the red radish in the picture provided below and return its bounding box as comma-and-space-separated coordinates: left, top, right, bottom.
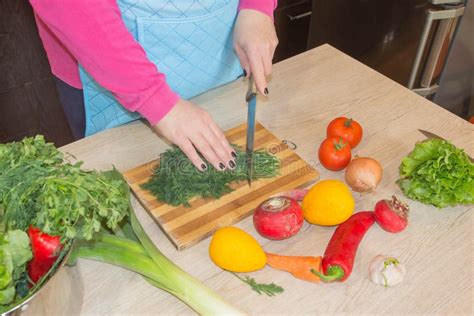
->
253, 197, 304, 240
374, 196, 409, 233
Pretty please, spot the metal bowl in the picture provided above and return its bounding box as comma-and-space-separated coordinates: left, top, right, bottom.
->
1, 247, 84, 316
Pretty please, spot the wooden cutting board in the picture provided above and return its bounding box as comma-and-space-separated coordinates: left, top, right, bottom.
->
123, 122, 319, 250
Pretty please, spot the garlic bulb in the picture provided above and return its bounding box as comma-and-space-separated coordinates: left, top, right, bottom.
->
369, 255, 406, 287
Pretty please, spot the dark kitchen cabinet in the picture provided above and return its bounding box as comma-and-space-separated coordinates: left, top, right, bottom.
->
274, 0, 434, 86
273, 0, 313, 62
304, 0, 471, 118
0, 0, 73, 146
307, 0, 433, 86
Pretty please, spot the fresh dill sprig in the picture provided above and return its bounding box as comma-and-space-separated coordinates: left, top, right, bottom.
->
142, 146, 280, 207
233, 273, 284, 297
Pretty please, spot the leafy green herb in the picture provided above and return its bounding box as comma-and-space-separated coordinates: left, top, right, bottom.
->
0, 136, 129, 240
142, 146, 280, 206
397, 139, 474, 207
233, 273, 284, 296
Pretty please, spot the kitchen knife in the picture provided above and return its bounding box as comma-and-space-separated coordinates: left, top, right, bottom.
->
245, 75, 257, 186
418, 129, 474, 162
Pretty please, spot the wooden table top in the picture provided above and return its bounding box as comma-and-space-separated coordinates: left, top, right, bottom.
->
61, 44, 473, 315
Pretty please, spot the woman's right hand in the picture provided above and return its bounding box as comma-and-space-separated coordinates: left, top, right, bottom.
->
153, 99, 236, 171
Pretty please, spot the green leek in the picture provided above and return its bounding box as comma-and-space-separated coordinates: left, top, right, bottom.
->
71, 210, 244, 315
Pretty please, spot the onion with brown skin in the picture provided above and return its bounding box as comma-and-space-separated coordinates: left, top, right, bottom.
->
344, 157, 383, 193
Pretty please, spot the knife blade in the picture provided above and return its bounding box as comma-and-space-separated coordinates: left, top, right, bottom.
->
418, 129, 474, 162
245, 75, 257, 186
418, 129, 445, 141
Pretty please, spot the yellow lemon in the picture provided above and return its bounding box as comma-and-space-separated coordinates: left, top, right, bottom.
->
302, 179, 355, 226
209, 226, 266, 272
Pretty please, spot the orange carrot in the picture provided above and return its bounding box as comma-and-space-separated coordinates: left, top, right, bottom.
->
265, 252, 322, 283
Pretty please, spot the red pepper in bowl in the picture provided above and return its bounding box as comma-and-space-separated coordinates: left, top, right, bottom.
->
27, 226, 63, 283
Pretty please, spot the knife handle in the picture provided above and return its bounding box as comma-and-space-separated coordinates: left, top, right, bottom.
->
246, 75, 257, 102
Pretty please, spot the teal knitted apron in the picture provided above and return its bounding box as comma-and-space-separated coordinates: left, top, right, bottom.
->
79, 0, 242, 136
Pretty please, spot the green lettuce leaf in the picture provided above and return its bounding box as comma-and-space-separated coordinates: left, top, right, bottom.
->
0, 287, 15, 305
398, 139, 474, 208
0, 230, 32, 306
6, 231, 32, 270
0, 253, 12, 290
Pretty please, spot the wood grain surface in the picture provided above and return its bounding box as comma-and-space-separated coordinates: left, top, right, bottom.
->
61, 45, 473, 315
123, 122, 319, 250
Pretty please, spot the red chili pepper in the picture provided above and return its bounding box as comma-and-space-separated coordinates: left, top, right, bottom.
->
27, 226, 63, 283
312, 211, 375, 282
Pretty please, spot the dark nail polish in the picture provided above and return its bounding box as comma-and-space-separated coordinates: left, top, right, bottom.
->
243, 69, 247, 77
201, 163, 207, 171
219, 162, 225, 170
264, 87, 269, 95
231, 151, 237, 158
229, 160, 236, 168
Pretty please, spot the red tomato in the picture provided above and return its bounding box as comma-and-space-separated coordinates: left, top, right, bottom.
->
318, 137, 352, 171
327, 117, 363, 148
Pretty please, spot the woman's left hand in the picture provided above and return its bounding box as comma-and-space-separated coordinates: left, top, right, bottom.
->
233, 9, 278, 95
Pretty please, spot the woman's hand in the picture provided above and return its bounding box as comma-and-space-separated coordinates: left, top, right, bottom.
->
233, 9, 278, 95
153, 99, 236, 171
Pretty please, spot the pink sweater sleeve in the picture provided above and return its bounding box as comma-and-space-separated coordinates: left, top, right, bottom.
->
239, 0, 278, 18
30, 0, 179, 126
